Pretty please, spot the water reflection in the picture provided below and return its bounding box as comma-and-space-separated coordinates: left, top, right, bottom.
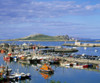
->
1, 53, 100, 83
40, 72, 53, 79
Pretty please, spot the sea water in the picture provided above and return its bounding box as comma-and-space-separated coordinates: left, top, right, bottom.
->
0, 41, 100, 83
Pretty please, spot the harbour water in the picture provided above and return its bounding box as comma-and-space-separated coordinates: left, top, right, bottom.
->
0, 41, 100, 83
1, 41, 100, 56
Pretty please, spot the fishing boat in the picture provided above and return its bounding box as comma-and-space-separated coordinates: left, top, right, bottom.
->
73, 64, 88, 69
29, 56, 41, 64
8, 52, 12, 56
12, 56, 18, 62
40, 64, 54, 74
29, 58, 41, 64
60, 61, 72, 67
0, 65, 5, 76
3, 56, 9, 61
0, 65, 12, 82
9, 72, 31, 80
49, 58, 60, 65
73, 65, 83, 69
0, 49, 5, 54
3, 56, 11, 62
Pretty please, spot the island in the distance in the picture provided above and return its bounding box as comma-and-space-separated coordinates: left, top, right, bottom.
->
3, 34, 72, 41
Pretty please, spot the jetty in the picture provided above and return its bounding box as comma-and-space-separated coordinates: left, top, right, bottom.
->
58, 57, 100, 64
38, 55, 100, 65
42, 47, 78, 53
62, 41, 100, 47
16, 54, 100, 65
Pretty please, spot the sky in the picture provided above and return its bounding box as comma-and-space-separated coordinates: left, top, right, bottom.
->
0, 0, 100, 39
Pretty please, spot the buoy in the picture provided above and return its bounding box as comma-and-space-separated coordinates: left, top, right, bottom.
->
84, 47, 87, 50
95, 49, 98, 52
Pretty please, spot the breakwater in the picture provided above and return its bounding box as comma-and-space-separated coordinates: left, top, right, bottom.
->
58, 57, 100, 64
62, 42, 100, 47
19, 54, 100, 65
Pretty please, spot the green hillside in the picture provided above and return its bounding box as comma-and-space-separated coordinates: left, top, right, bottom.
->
16, 34, 66, 41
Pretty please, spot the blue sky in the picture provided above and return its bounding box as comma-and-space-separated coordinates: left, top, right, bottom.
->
0, 0, 100, 39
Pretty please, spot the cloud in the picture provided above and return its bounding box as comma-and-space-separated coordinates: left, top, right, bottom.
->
43, 22, 84, 26
85, 4, 100, 10
0, 0, 100, 39
0, 0, 100, 24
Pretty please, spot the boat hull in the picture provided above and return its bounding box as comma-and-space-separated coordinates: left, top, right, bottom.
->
29, 59, 41, 64
40, 69, 54, 74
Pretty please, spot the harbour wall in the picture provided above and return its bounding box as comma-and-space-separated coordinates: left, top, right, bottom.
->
62, 43, 100, 47
37, 55, 100, 64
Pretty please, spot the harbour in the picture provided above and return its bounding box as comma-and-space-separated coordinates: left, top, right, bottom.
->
0, 41, 100, 83
1, 0, 100, 83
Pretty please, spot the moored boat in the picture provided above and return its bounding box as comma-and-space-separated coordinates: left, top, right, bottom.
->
8, 72, 31, 81
73, 64, 88, 69
40, 64, 54, 74
0, 49, 5, 54
49, 58, 60, 65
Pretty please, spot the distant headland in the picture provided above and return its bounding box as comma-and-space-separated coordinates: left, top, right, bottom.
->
0, 34, 71, 41
0, 34, 100, 42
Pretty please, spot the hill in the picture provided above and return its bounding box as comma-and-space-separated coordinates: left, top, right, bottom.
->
10, 34, 69, 41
